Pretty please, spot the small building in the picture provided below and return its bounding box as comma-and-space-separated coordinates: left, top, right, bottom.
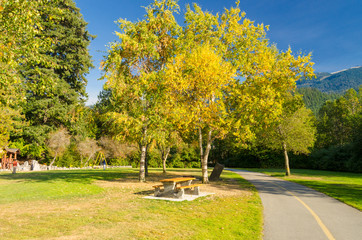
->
1, 148, 20, 170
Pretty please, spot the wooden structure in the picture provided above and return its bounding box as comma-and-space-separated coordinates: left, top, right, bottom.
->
1, 148, 19, 170
153, 177, 201, 198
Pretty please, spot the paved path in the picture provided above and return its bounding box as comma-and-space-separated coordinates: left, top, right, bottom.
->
229, 169, 362, 240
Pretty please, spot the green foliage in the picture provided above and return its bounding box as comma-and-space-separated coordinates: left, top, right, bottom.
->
260, 95, 316, 154
21, 0, 93, 97
99, 0, 315, 182
168, 146, 200, 168
316, 88, 361, 147
309, 87, 362, 172
106, 157, 132, 167
9, 139, 45, 159
350, 112, 362, 168
56, 142, 81, 167
1, 0, 95, 161
68, 106, 99, 139
17, 0, 93, 156
212, 142, 283, 169
252, 93, 316, 175
0, 0, 47, 148
310, 144, 355, 172
101, 0, 180, 144
126, 149, 162, 169
296, 87, 340, 114
101, 0, 181, 181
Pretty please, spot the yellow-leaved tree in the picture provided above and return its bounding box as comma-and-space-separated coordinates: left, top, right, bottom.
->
165, 44, 236, 183
102, 0, 314, 183
164, 2, 314, 183
101, 0, 180, 181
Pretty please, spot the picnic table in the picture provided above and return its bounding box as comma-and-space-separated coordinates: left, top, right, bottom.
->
153, 177, 202, 199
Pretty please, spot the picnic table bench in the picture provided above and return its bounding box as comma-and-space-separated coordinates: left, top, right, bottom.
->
152, 177, 201, 199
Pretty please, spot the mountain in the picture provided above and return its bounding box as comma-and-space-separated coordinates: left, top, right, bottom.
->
296, 87, 340, 114
296, 66, 362, 93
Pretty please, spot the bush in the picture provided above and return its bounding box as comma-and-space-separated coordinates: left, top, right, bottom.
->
10, 139, 45, 160
57, 143, 81, 167
168, 146, 199, 168
310, 144, 358, 172
147, 149, 162, 168
289, 153, 314, 169
348, 119, 362, 172
124, 148, 162, 168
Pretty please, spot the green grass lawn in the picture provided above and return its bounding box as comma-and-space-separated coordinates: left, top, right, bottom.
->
0, 168, 262, 240
244, 168, 362, 211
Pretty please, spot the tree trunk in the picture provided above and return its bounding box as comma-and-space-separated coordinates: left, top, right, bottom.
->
49, 152, 57, 168
145, 144, 149, 176
83, 153, 94, 167
162, 147, 170, 174
80, 156, 83, 167
139, 126, 147, 182
283, 142, 291, 176
198, 126, 204, 169
139, 144, 146, 182
201, 129, 212, 184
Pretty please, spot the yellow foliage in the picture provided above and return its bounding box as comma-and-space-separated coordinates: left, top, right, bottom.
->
165, 44, 236, 136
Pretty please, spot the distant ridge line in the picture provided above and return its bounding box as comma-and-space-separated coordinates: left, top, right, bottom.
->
331, 66, 362, 74
296, 65, 362, 93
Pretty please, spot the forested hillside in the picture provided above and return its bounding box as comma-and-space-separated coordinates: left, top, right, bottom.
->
297, 66, 362, 92
296, 88, 340, 114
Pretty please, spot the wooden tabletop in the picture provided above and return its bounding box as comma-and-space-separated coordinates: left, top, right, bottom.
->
160, 177, 195, 182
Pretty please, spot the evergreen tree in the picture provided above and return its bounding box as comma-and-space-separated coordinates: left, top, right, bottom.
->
311, 87, 362, 172
296, 87, 340, 114
316, 88, 361, 148
17, 0, 94, 158
0, 0, 48, 150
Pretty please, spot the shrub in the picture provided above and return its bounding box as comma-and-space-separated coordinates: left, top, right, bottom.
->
310, 145, 356, 172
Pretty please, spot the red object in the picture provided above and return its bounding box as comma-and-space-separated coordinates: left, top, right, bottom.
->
13, 161, 17, 167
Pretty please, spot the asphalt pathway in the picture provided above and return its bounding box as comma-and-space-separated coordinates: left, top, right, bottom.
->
229, 169, 362, 240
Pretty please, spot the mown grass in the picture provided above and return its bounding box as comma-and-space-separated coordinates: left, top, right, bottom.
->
0, 168, 262, 240
244, 168, 362, 211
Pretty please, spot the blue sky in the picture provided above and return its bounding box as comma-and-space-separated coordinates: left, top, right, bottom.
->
74, 0, 362, 105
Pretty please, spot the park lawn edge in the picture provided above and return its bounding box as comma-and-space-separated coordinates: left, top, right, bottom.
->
239, 168, 362, 211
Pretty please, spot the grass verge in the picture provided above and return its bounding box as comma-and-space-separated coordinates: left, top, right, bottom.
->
0, 168, 262, 240
243, 168, 362, 211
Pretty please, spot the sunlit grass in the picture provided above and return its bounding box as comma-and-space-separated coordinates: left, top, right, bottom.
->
0, 169, 132, 204
0, 168, 262, 240
244, 168, 362, 211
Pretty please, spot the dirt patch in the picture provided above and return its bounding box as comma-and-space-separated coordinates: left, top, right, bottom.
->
95, 173, 250, 198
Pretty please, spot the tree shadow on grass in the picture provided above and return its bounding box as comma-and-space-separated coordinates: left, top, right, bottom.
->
0, 168, 260, 200
137, 169, 261, 197
134, 190, 154, 196
0, 169, 140, 184
0, 168, 204, 185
